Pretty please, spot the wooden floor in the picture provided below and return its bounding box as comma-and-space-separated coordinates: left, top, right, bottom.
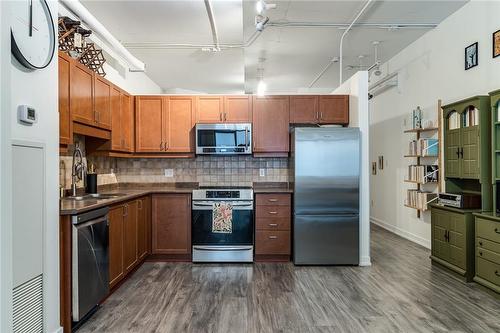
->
78, 225, 500, 333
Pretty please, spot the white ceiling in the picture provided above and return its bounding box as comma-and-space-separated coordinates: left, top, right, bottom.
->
80, 0, 467, 94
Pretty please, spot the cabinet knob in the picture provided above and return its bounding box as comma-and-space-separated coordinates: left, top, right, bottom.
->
479, 251, 483, 256
479, 241, 483, 246
495, 228, 500, 234
220, 113, 223, 121
495, 270, 500, 277
268, 198, 278, 202
160, 142, 164, 150
165, 141, 168, 151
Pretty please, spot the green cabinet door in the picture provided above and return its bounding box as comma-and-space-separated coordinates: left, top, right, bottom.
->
445, 128, 461, 178
432, 209, 450, 262
448, 212, 466, 269
461, 125, 480, 179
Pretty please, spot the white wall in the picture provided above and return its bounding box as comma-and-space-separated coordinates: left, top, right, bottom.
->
369, 0, 500, 248
334, 71, 371, 266
0, 0, 60, 332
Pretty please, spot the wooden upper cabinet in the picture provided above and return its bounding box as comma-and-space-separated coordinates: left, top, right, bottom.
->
252, 96, 290, 154
71, 61, 94, 126
136, 96, 164, 152
224, 95, 252, 123
93, 75, 112, 130
165, 96, 194, 153
318, 95, 349, 125
110, 86, 123, 151
290, 95, 319, 124
196, 96, 224, 123
121, 92, 134, 152
58, 52, 72, 145
152, 194, 191, 255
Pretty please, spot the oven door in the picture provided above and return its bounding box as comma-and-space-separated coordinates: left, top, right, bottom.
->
192, 200, 254, 246
196, 123, 251, 155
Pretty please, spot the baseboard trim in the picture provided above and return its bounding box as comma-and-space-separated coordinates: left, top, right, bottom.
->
370, 216, 431, 249
51, 327, 63, 333
359, 256, 372, 267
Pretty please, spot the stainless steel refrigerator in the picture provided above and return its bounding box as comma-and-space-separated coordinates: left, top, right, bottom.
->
292, 127, 360, 265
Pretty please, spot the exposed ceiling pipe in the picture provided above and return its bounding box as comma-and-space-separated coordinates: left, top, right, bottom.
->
339, 0, 374, 85
203, 0, 220, 51
60, 0, 145, 72
309, 57, 339, 88
267, 21, 437, 29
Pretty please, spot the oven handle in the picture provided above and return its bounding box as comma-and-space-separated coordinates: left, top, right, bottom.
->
193, 246, 253, 251
192, 202, 253, 207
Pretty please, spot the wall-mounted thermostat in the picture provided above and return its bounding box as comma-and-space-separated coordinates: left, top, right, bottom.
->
18, 105, 38, 125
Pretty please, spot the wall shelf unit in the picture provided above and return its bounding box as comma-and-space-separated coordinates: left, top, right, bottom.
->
403, 101, 442, 218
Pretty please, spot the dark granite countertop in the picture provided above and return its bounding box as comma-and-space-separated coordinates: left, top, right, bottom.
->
60, 182, 293, 215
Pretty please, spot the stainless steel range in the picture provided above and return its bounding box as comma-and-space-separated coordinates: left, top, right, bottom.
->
192, 187, 254, 262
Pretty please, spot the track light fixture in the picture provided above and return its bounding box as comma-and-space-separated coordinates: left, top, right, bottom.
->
256, 0, 276, 15
255, 15, 269, 32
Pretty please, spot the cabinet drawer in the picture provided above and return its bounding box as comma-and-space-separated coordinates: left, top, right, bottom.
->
476, 257, 500, 286
476, 218, 500, 244
255, 194, 291, 206
477, 247, 500, 266
477, 237, 500, 254
255, 230, 290, 255
256, 217, 290, 231
256, 205, 291, 218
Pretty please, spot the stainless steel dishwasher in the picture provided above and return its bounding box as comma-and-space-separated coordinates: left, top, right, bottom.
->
72, 207, 109, 322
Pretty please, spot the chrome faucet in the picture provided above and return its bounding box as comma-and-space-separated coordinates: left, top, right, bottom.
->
71, 143, 85, 197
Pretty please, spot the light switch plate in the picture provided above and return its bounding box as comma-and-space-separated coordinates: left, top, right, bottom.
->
259, 168, 265, 177
164, 169, 174, 177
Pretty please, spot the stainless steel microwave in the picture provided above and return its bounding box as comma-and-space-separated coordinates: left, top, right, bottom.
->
195, 123, 252, 155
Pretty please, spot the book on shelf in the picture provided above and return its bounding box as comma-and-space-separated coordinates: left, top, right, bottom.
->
411, 107, 422, 129
406, 191, 437, 210
407, 139, 438, 156
448, 112, 460, 130
407, 164, 439, 183
463, 107, 479, 127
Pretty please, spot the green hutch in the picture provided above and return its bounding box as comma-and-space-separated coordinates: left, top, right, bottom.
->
472, 89, 500, 293
431, 96, 491, 282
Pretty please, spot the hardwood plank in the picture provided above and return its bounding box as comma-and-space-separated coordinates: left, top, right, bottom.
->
77, 225, 500, 333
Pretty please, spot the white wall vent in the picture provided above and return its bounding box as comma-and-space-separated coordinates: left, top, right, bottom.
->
13, 274, 43, 333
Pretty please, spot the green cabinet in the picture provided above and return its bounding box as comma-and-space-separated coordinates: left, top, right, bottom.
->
473, 213, 500, 293
445, 128, 461, 178
430, 205, 476, 281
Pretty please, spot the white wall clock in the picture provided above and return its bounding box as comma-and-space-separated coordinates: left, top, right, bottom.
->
11, 0, 56, 70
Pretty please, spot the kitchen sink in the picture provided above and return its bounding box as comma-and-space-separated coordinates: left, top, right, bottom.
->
63, 193, 127, 201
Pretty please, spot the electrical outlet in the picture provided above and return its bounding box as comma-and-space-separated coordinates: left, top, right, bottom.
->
164, 169, 173, 177
259, 168, 265, 177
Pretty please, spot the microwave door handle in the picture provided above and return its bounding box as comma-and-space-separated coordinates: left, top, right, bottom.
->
245, 127, 249, 148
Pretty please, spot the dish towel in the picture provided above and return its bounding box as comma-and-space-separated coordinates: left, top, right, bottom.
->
212, 202, 233, 233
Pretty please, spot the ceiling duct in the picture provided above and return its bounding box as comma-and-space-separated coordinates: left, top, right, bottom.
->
203, 0, 221, 52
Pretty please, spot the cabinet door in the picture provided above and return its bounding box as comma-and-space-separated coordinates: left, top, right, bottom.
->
58, 52, 72, 145
461, 126, 479, 179
224, 95, 252, 123
445, 128, 461, 178
123, 201, 138, 272
109, 205, 124, 288
94, 75, 112, 130
290, 95, 318, 124
197, 96, 223, 123
152, 194, 191, 255
165, 96, 194, 153
71, 62, 94, 125
136, 96, 164, 152
121, 92, 134, 152
137, 197, 150, 261
252, 96, 290, 153
431, 209, 450, 262
110, 86, 123, 151
448, 212, 466, 269
318, 95, 349, 125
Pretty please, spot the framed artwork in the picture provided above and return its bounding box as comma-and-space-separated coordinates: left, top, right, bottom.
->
465, 42, 478, 70
493, 30, 500, 58
372, 162, 377, 175
378, 156, 384, 170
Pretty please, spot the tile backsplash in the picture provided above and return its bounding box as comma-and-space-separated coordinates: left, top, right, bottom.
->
61, 136, 291, 189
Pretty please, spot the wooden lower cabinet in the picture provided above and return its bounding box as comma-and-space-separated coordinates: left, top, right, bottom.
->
430, 205, 475, 281
137, 196, 151, 260
255, 193, 291, 261
108, 197, 149, 288
474, 214, 500, 293
109, 205, 125, 288
152, 194, 191, 257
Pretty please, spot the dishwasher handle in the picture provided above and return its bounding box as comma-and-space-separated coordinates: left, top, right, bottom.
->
73, 215, 108, 228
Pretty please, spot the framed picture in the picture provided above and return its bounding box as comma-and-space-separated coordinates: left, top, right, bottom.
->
493, 30, 500, 58
465, 42, 478, 70
378, 156, 384, 170
372, 162, 377, 175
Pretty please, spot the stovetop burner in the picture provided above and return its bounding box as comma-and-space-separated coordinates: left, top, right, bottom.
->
199, 186, 252, 190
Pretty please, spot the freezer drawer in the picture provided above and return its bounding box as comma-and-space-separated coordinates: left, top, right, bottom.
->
293, 214, 359, 265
